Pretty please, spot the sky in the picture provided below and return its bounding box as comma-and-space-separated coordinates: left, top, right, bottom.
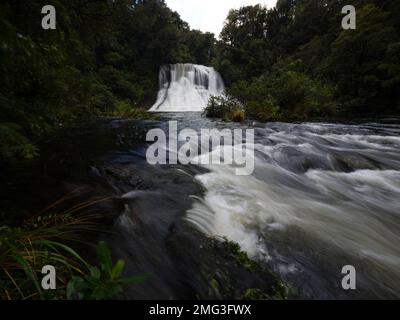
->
165, 0, 278, 37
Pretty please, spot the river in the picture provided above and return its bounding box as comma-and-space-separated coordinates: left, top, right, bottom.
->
2, 113, 400, 299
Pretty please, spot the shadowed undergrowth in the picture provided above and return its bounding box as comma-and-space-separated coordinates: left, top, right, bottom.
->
0, 196, 145, 300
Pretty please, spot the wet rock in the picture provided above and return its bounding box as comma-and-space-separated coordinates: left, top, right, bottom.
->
165, 225, 290, 300
99, 164, 147, 193
330, 153, 380, 172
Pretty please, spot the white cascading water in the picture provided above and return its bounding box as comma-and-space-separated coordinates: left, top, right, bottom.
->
149, 63, 225, 112
183, 121, 400, 298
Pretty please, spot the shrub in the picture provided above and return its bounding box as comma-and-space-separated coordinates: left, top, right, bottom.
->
110, 100, 137, 117
204, 95, 245, 122
266, 62, 337, 118
246, 98, 281, 121
109, 100, 159, 120
230, 110, 246, 122
227, 60, 337, 121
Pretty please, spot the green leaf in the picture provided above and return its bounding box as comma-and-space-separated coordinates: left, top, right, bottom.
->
97, 241, 112, 274
8, 243, 42, 298
41, 240, 90, 269
110, 260, 125, 280
89, 266, 101, 280
67, 277, 86, 300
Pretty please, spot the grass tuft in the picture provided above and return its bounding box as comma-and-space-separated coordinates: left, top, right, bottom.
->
0, 195, 143, 300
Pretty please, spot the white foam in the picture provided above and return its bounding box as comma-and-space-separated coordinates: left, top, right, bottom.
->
149, 64, 225, 112
186, 150, 400, 267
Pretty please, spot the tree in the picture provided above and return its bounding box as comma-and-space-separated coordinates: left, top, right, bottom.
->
326, 4, 400, 113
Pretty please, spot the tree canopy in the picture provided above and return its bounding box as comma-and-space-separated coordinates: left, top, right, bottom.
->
212, 0, 400, 120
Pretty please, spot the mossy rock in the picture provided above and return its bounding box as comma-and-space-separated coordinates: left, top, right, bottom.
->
166, 226, 291, 300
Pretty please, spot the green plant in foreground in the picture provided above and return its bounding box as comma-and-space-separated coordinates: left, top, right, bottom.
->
0, 196, 146, 300
0, 225, 88, 300
67, 241, 147, 300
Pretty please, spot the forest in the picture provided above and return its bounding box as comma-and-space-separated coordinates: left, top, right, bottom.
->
1, 0, 399, 160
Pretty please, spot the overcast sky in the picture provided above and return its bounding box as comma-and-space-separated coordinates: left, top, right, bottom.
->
165, 0, 277, 37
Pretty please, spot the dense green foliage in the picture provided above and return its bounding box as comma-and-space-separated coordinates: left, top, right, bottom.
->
1, 0, 399, 151
0, 122, 38, 159
0, 0, 216, 159
229, 60, 337, 120
204, 95, 245, 122
212, 0, 400, 120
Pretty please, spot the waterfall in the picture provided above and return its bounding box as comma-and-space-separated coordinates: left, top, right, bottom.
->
149, 63, 225, 112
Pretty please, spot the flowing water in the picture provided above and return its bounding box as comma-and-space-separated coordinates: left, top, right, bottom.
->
182, 116, 400, 299
3, 64, 400, 299
108, 114, 399, 299
4, 114, 399, 299
149, 64, 225, 112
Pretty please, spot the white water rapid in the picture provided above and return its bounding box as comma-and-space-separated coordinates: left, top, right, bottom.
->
149, 64, 225, 112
